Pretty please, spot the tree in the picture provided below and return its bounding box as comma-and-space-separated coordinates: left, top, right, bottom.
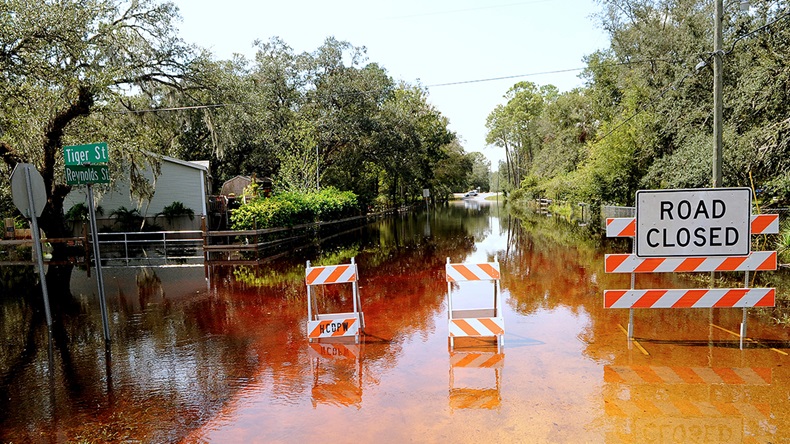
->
467, 152, 491, 192
485, 82, 557, 189
0, 0, 194, 270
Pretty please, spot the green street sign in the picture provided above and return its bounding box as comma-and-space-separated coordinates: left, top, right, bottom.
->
65, 164, 110, 185
63, 142, 109, 166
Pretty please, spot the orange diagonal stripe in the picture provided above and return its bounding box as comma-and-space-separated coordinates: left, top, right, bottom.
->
605, 255, 629, 273
478, 263, 500, 279
332, 319, 355, 336
716, 257, 746, 271
758, 252, 777, 270
309, 320, 331, 338
755, 289, 775, 307
632, 366, 663, 383
676, 257, 705, 272
604, 366, 626, 383
621, 219, 635, 236
634, 258, 664, 273
754, 367, 772, 384
674, 367, 705, 384
633, 290, 667, 308
713, 289, 748, 307
672, 290, 708, 308
454, 353, 482, 367
452, 319, 480, 336
325, 265, 349, 283
481, 353, 504, 368
751, 214, 777, 234
479, 318, 504, 335
306, 267, 325, 285
452, 265, 480, 281
672, 400, 703, 417
713, 368, 745, 385
604, 290, 627, 308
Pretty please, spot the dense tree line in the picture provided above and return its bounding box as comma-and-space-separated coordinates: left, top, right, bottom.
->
487, 0, 790, 209
0, 0, 487, 266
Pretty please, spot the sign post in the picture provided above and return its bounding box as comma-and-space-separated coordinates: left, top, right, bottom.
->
63, 143, 111, 342
10, 163, 53, 328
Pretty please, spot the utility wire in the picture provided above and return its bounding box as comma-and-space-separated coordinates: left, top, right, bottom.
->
726, 8, 790, 54
107, 58, 681, 115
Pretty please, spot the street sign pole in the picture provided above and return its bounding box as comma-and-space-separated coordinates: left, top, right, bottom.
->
24, 167, 53, 328
87, 184, 111, 342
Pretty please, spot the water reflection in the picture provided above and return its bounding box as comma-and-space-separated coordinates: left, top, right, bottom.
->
308, 342, 362, 408
603, 364, 776, 442
1, 201, 789, 442
449, 348, 504, 410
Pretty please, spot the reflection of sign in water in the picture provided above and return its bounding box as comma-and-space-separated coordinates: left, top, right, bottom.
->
311, 380, 362, 408
308, 342, 359, 360
604, 365, 773, 442
605, 365, 771, 385
309, 341, 363, 408
449, 350, 504, 410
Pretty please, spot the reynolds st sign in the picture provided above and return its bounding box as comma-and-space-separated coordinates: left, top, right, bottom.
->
636, 188, 751, 257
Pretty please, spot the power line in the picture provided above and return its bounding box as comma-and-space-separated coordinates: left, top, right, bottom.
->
102, 59, 678, 115
425, 67, 586, 88
424, 58, 682, 88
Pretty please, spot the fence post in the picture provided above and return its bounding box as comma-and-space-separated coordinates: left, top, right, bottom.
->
201, 216, 208, 264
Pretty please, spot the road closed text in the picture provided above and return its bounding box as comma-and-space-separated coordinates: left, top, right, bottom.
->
636, 188, 751, 257
646, 200, 739, 249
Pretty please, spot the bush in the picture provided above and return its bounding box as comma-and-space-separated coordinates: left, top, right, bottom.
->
156, 201, 194, 225
231, 187, 359, 230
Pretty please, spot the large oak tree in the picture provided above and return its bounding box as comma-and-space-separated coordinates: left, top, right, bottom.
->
0, 0, 194, 264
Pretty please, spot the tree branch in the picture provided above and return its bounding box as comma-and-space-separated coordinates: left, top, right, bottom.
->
0, 141, 23, 170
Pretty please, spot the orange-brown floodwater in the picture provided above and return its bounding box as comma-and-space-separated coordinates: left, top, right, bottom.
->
2, 201, 789, 443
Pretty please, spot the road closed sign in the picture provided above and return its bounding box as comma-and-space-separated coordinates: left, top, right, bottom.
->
636, 188, 751, 257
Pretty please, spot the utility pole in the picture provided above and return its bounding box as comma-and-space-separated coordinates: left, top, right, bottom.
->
713, 0, 724, 188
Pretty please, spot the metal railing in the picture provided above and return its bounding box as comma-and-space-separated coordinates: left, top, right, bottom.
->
96, 230, 204, 267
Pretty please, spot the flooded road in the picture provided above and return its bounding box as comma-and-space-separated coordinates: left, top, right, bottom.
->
2, 200, 790, 443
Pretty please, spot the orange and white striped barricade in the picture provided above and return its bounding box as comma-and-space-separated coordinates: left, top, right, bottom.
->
449, 349, 504, 410
446, 257, 505, 350
305, 257, 364, 343
604, 189, 777, 347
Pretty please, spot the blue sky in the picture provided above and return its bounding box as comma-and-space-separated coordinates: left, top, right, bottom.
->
172, 0, 611, 170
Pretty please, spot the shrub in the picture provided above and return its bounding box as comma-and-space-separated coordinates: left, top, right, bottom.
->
230, 187, 359, 230
156, 201, 195, 225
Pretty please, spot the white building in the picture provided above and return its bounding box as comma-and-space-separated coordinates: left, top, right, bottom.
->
64, 155, 210, 231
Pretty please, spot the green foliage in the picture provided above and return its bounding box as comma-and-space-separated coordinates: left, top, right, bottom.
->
492, 0, 790, 208
65, 203, 104, 223
778, 222, 790, 265
0, 0, 194, 248
156, 201, 195, 225
231, 187, 359, 230
109, 206, 144, 232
